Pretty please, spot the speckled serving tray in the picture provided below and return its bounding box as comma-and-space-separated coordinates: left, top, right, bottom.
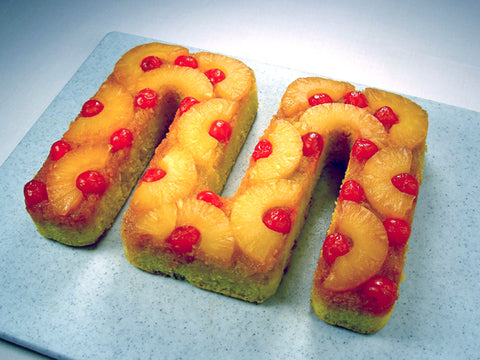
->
0, 32, 478, 359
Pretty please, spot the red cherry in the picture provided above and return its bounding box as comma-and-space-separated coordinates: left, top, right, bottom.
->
308, 93, 333, 106
391, 173, 419, 196
209, 120, 232, 143
344, 91, 368, 108
262, 208, 292, 234
301, 132, 324, 157
110, 128, 133, 151
49, 140, 71, 161
362, 276, 399, 314
252, 139, 273, 161
339, 180, 365, 203
81, 99, 104, 117
383, 218, 411, 246
374, 106, 399, 129
351, 138, 378, 161
140, 56, 163, 72
141, 168, 166, 182
168, 225, 200, 253
197, 191, 223, 208
24, 180, 48, 207
134, 88, 158, 109
174, 55, 198, 69
322, 233, 350, 265
76, 170, 107, 195
178, 97, 200, 116
204, 68, 226, 85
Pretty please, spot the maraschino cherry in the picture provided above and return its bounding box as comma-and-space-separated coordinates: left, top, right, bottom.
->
362, 276, 399, 314
344, 91, 368, 108
134, 88, 158, 109
263, 208, 292, 234
209, 120, 232, 143
391, 173, 419, 196
197, 191, 223, 208
322, 233, 350, 264
174, 55, 198, 69
110, 128, 133, 151
302, 132, 323, 157
49, 140, 71, 160
76, 170, 107, 195
24, 180, 48, 207
168, 226, 200, 253
204, 68, 226, 85
351, 138, 378, 161
252, 139, 273, 161
141, 168, 166, 182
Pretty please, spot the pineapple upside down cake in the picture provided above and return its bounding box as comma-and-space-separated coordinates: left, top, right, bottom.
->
24, 42, 428, 334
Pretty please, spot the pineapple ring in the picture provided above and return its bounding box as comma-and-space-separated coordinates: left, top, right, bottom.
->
174, 98, 238, 167
280, 77, 355, 117
364, 88, 428, 149
135, 203, 178, 248
114, 42, 190, 93
176, 198, 235, 264
247, 119, 303, 183
46, 145, 109, 215
195, 52, 254, 101
130, 147, 197, 209
295, 103, 388, 149
231, 180, 302, 266
362, 146, 416, 219
322, 201, 389, 292
134, 64, 214, 102
63, 81, 134, 144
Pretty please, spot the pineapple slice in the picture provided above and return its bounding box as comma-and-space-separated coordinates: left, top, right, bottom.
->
362, 146, 416, 219
134, 64, 214, 102
363, 88, 428, 148
323, 201, 388, 291
195, 52, 254, 101
130, 147, 197, 209
296, 103, 388, 149
174, 98, 238, 167
113, 42, 189, 93
134, 203, 178, 248
176, 198, 235, 264
248, 119, 303, 182
280, 77, 355, 117
46, 145, 109, 215
64, 81, 134, 144
231, 179, 302, 267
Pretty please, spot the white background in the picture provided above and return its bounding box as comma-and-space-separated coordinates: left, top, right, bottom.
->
0, 0, 478, 358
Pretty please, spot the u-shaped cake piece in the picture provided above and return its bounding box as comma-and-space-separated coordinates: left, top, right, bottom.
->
23, 42, 258, 246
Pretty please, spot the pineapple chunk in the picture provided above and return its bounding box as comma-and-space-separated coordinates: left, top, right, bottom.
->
135, 203, 178, 248
130, 147, 197, 209
176, 198, 235, 264
195, 52, 254, 101
231, 179, 302, 267
296, 103, 388, 148
248, 119, 303, 182
364, 88, 428, 148
280, 77, 355, 117
323, 201, 388, 291
46, 145, 109, 215
64, 81, 134, 144
134, 65, 214, 102
362, 146, 416, 219
113, 42, 189, 93
174, 98, 238, 167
